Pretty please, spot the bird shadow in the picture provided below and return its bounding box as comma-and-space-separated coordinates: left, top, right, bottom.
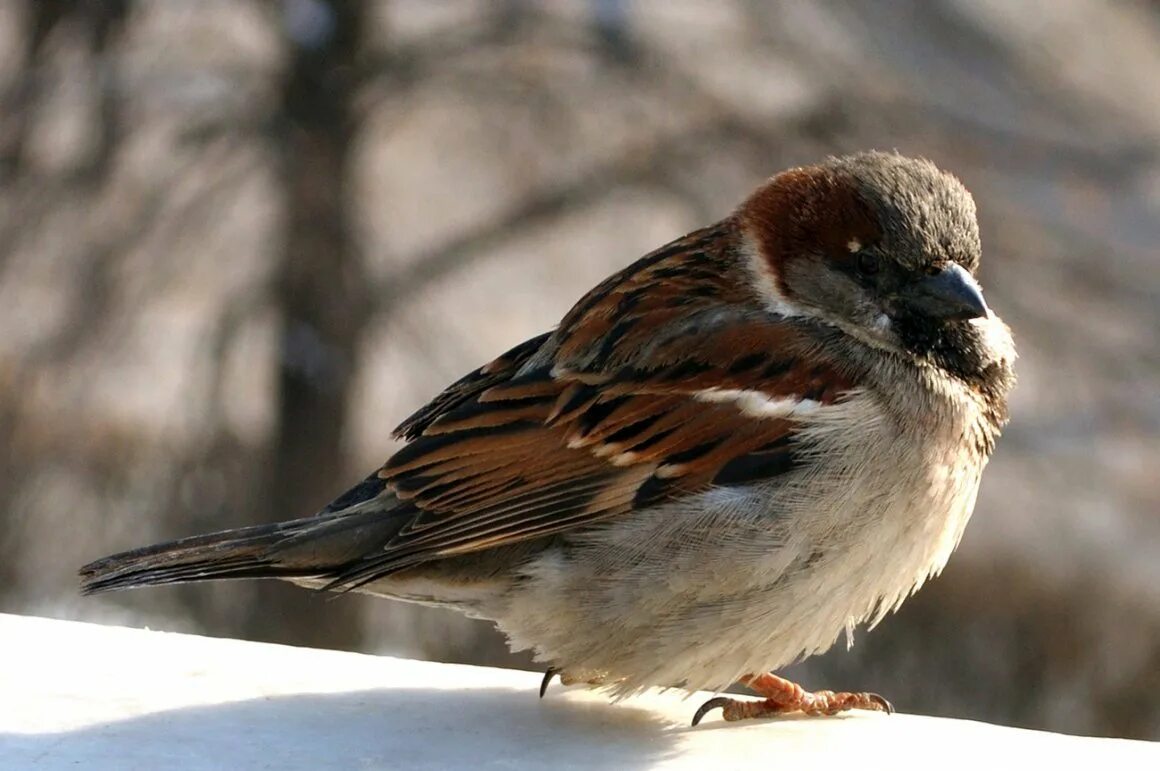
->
4, 686, 683, 770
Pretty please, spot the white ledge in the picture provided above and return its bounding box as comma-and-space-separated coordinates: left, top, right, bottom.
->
3, 613, 1155, 769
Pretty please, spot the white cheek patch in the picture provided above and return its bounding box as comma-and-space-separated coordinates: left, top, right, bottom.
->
847, 239, 862, 253
694, 388, 821, 419
739, 236, 805, 319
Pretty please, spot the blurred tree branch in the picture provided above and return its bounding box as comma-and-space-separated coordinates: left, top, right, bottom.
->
0, 0, 129, 181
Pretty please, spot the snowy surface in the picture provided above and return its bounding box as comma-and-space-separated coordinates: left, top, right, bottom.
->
2, 613, 1155, 770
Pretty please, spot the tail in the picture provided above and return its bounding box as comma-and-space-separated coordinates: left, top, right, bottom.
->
80, 509, 402, 595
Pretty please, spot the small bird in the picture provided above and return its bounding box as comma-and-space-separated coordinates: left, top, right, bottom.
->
81, 151, 1015, 725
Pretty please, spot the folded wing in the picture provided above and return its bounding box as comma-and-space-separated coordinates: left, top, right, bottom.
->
329, 246, 861, 589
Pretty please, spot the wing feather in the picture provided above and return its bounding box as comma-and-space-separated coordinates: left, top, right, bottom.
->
326, 232, 863, 590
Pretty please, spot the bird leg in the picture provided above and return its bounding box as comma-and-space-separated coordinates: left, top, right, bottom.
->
692, 672, 893, 725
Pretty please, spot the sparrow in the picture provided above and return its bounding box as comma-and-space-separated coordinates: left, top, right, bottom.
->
81, 151, 1015, 725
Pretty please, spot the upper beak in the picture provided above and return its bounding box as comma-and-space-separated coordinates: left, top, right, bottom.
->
900, 263, 989, 321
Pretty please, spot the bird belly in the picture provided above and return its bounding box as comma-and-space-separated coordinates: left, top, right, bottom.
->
495, 393, 988, 695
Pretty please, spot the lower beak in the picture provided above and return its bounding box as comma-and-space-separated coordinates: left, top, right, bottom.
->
901, 263, 989, 321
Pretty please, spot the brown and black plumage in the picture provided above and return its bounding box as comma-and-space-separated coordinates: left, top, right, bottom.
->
82, 152, 1014, 724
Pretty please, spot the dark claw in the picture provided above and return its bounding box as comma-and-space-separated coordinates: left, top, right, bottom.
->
868, 692, 894, 715
539, 667, 559, 699
691, 696, 732, 726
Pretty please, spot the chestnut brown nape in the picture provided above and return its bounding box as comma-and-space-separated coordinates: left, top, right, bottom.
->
738, 166, 883, 292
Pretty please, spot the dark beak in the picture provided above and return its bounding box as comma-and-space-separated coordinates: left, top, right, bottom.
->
901, 263, 989, 321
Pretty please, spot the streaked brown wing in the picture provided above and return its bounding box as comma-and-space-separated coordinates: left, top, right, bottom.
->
392, 331, 552, 441
328, 321, 856, 590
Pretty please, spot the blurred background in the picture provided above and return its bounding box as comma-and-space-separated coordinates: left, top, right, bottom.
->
2, 0, 1158, 741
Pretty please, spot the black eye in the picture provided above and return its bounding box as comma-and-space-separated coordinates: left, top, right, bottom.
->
857, 252, 879, 276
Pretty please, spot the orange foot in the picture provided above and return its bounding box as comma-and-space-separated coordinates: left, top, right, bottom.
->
692, 672, 893, 726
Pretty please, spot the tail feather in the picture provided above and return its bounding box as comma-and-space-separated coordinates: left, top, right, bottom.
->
79, 509, 404, 595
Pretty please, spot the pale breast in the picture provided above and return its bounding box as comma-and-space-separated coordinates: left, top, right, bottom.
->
495, 379, 995, 695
